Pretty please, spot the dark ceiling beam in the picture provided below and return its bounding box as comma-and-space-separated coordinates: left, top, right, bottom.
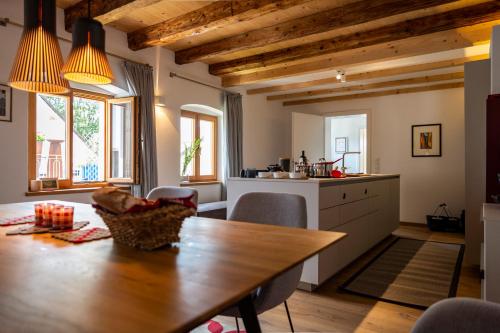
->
210, 1, 500, 76
175, 0, 456, 65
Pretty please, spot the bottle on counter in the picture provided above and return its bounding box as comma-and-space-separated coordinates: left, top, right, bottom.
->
299, 150, 308, 165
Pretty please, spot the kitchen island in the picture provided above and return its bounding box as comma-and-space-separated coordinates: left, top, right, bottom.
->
227, 174, 400, 290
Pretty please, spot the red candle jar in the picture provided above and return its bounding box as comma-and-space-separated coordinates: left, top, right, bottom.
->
34, 203, 44, 226
41, 203, 59, 227
52, 206, 74, 230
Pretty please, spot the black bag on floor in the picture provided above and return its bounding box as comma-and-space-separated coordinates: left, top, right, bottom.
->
426, 203, 465, 233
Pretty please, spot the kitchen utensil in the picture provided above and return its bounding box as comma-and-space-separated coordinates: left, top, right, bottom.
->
279, 157, 291, 172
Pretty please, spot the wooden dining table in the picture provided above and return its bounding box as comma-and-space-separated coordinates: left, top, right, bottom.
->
0, 200, 346, 333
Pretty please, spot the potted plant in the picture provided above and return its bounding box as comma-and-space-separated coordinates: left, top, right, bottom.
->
181, 138, 202, 182
36, 133, 45, 155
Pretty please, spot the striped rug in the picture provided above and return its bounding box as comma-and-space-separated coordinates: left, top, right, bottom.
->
340, 238, 464, 309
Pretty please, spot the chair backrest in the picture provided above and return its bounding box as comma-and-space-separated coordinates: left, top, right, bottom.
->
229, 192, 307, 313
146, 186, 198, 208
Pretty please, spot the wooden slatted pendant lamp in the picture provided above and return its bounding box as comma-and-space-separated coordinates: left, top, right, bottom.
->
61, 0, 114, 84
9, 0, 70, 94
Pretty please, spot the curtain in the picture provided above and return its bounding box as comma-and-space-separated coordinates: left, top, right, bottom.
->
124, 61, 158, 197
222, 92, 243, 200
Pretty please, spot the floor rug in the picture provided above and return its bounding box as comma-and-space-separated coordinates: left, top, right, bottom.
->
339, 237, 464, 309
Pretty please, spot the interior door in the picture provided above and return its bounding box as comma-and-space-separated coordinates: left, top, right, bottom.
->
291, 112, 325, 163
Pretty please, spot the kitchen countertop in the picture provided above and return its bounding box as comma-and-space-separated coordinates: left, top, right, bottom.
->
483, 203, 500, 222
229, 174, 400, 186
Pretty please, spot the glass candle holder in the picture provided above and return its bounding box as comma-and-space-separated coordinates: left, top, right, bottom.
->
34, 203, 44, 226
41, 203, 54, 227
53, 206, 74, 230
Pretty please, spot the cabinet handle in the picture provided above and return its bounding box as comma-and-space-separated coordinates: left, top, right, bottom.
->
364, 189, 368, 195
343, 193, 346, 199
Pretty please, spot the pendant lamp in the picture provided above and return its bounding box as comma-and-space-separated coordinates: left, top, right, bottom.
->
61, 0, 114, 84
9, 0, 70, 94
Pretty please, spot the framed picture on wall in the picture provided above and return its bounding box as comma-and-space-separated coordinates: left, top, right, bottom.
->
335, 137, 348, 153
412, 124, 441, 157
0, 83, 12, 122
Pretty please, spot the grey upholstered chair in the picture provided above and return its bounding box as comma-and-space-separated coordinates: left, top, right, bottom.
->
221, 192, 307, 332
146, 186, 198, 208
412, 298, 500, 333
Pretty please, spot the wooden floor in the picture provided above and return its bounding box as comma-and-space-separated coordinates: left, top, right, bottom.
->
216, 224, 481, 332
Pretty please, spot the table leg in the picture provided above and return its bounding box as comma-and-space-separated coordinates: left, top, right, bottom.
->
237, 295, 261, 333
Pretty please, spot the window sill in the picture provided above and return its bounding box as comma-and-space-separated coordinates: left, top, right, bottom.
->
180, 181, 221, 187
25, 185, 132, 196
25, 187, 103, 196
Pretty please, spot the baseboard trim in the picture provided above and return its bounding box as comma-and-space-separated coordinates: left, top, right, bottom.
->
297, 282, 317, 292
400, 221, 427, 228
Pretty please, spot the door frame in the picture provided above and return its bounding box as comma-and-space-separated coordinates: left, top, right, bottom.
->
323, 109, 372, 174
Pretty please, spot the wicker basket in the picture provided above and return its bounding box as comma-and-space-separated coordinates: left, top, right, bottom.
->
95, 204, 196, 250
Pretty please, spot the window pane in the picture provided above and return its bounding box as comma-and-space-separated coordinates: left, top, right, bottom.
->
110, 101, 133, 179
199, 119, 214, 176
36, 94, 68, 180
180, 117, 195, 177
72, 97, 105, 182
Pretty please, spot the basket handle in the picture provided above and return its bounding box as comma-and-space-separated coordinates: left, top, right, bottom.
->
432, 203, 451, 217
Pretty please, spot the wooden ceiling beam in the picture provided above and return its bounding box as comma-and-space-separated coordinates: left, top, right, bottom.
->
64, 0, 162, 32
175, 0, 455, 65
221, 25, 492, 87
268, 72, 464, 100
283, 82, 464, 106
127, 0, 315, 51
249, 55, 487, 95
210, 1, 500, 76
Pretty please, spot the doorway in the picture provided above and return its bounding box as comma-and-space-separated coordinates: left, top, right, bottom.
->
325, 113, 369, 174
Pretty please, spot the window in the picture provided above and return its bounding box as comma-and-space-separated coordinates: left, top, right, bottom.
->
29, 91, 138, 189
180, 111, 218, 181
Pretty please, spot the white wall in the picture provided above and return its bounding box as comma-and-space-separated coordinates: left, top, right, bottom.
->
0, 0, 292, 204
465, 59, 490, 265
236, 93, 291, 169
292, 112, 324, 163
287, 88, 466, 224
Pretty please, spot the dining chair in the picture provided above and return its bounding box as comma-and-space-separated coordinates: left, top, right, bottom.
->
221, 192, 307, 332
146, 186, 198, 208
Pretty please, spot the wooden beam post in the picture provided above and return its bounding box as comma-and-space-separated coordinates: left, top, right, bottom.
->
175, 0, 455, 65
283, 82, 464, 106
268, 72, 464, 100
221, 25, 492, 87
127, 0, 315, 51
248, 55, 487, 94
64, 0, 163, 32
210, 1, 500, 76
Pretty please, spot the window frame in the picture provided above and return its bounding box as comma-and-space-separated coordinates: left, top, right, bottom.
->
106, 96, 139, 184
28, 90, 138, 190
181, 110, 218, 182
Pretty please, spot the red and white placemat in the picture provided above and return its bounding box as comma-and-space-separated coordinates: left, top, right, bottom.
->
0, 215, 36, 226
6, 221, 90, 236
52, 227, 111, 243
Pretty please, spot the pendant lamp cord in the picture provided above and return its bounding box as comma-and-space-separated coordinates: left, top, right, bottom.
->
87, 0, 91, 18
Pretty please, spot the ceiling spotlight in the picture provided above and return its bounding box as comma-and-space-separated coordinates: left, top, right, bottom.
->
336, 72, 342, 80
340, 74, 346, 83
